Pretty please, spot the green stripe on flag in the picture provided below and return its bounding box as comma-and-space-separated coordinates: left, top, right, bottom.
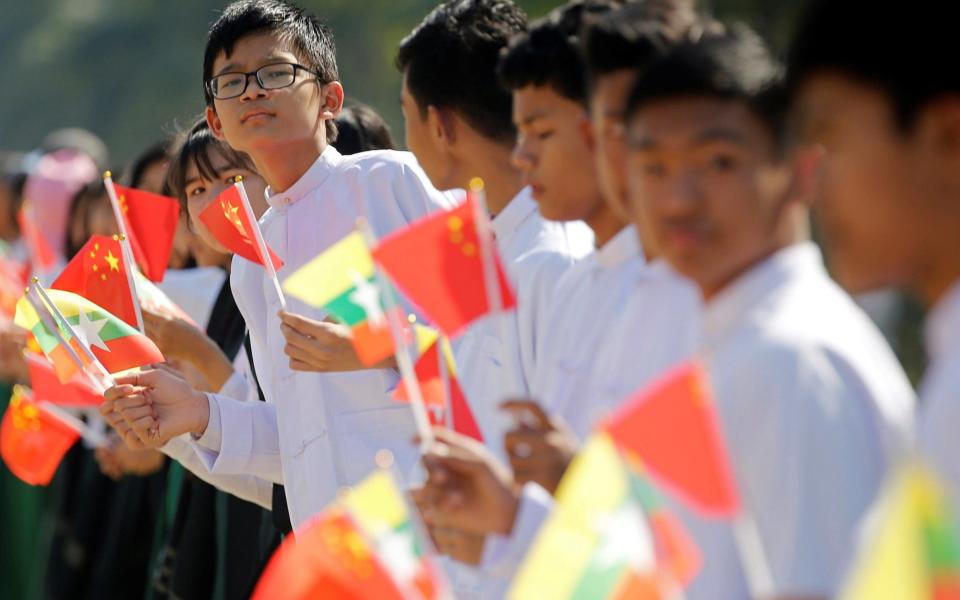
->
323, 275, 383, 326
65, 310, 137, 343
30, 321, 63, 355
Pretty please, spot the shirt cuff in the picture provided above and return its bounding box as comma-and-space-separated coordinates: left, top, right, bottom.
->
192, 393, 222, 452
480, 482, 554, 581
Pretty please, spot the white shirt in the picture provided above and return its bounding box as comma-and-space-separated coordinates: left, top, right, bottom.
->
531, 226, 645, 423
156, 266, 227, 329
191, 146, 457, 527
684, 242, 914, 599
919, 281, 960, 513
454, 187, 593, 456
478, 251, 702, 591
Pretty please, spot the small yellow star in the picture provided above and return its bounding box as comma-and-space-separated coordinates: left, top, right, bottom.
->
104, 251, 120, 272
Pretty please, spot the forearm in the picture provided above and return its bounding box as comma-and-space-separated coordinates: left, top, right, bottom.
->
181, 335, 236, 391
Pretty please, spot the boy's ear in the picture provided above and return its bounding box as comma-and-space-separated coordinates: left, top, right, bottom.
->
579, 112, 596, 151
206, 106, 227, 141
319, 81, 345, 122
426, 105, 456, 149
916, 97, 960, 162
786, 143, 824, 209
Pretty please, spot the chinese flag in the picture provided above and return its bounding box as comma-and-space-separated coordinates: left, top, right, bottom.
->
17, 205, 57, 272
393, 338, 483, 442
26, 354, 102, 407
0, 387, 79, 486
52, 235, 138, 328
603, 361, 740, 517
372, 193, 515, 337
252, 509, 405, 600
113, 184, 180, 282
198, 185, 282, 270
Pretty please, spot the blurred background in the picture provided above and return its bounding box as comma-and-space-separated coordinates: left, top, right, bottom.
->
0, 0, 803, 161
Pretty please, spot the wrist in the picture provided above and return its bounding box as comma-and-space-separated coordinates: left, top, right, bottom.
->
191, 390, 211, 437
495, 485, 522, 536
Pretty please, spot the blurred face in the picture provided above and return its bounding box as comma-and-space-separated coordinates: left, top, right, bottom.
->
626, 97, 796, 297
512, 85, 603, 222
400, 71, 453, 190
138, 160, 169, 195
182, 149, 268, 256
590, 70, 636, 220
206, 32, 338, 157
793, 74, 934, 294
69, 193, 118, 254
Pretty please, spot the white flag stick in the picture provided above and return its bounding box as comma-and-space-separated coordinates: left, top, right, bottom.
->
102, 172, 145, 333
29, 281, 115, 393
469, 178, 503, 316
437, 335, 453, 429
357, 218, 434, 450
234, 177, 287, 311
38, 401, 106, 447
732, 512, 775, 599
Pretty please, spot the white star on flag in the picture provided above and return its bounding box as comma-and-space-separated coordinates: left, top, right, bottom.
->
74, 310, 110, 352
348, 270, 386, 328
592, 505, 655, 570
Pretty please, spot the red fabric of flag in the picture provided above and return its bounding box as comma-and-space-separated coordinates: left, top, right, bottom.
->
17, 206, 57, 272
252, 509, 405, 600
604, 361, 740, 517
198, 185, 282, 270
26, 354, 101, 407
372, 193, 515, 337
0, 388, 79, 486
52, 235, 138, 328
112, 184, 180, 282
393, 339, 483, 442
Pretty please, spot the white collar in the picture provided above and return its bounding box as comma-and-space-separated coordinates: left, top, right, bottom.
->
925, 280, 960, 364
703, 242, 823, 345
490, 186, 537, 242
596, 227, 643, 269
264, 145, 342, 210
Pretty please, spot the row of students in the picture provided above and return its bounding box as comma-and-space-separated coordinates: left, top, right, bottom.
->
94, 1, 960, 600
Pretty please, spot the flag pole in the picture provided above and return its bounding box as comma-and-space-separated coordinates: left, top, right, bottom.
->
103, 172, 145, 333
37, 400, 106, 447
234, 177, 287, 311
437, 335, 453, 429
732, 512, 774, 599
469, 178, 503, 316
356, 218, 434, 451
29, 280, 115, 392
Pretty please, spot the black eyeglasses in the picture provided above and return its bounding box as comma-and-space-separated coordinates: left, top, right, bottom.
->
206, 62, 320, 100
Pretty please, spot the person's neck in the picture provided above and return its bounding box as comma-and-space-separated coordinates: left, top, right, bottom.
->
250, 135, 327, 194
586, 204, 626, 248
916, 243, 960, 309
458, 143, 523, 217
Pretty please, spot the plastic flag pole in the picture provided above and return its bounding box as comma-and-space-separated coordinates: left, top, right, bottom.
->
357, 218, 434, 451
102, 172, 145, 333
234, 177, 287, 311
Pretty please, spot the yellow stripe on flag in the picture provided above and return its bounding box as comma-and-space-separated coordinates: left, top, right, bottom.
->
282, 232, 375, 309
343, 470, 408, 533
510, 434, 630, 599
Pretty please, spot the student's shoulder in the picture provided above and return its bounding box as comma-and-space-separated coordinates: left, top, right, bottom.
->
335, 149, 427, 181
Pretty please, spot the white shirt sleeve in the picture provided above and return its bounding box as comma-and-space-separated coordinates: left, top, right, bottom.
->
161, 434, 273, 509
190, 393, 284, 485
479, 483, 555, 585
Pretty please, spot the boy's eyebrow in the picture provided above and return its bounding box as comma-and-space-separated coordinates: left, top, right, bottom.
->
214, 54, 295, 75
518, 111, 549, 127
693, 127, 747, 146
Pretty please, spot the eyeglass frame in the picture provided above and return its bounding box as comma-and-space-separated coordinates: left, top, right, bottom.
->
205, 62, 323, 100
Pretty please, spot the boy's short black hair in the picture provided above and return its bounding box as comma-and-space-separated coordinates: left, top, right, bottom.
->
787, 0, 960, 130
625, 24, 787, 146
334, 104, 397, 155
498, 0, 621, 106
166, 118, 257, 218
396, 0, 527, 144
580, 0, 702, 93
203, 0, 339, 141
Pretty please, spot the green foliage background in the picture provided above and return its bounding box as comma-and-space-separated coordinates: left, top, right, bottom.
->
0, 0, 803, 164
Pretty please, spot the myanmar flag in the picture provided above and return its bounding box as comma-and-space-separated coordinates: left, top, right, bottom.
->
198, 184, 282, 271
252, 470, 447, 600
510, 434, 685, 600
604, 361, 740, 517
0, 386, 79, 486
283, 231, 399, 366
15, 293, 90, 384
113, 184, 180, 282
15, 289, 163, 376
839, 462, 960, 600
53, 235, 138, 328
372, 192, 515, 337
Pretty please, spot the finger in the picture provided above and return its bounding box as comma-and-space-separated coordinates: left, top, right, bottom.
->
117, 404, 157, 424
290, 358, 323, 372
103, 384, 142, 404
500, 399, 552, 430
113, 393, 153, 413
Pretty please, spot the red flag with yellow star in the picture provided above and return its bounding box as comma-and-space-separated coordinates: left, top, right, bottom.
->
113, 184, 180, 282
198, 185, 282, 270
371, 192, 515, 336
0, 386, 80, 486
52, 235, 138, 328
